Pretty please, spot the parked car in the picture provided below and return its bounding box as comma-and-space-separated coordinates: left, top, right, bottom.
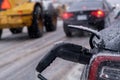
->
62, 0, 116, 37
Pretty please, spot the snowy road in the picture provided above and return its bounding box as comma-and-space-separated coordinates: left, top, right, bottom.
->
0, 20, 89, 80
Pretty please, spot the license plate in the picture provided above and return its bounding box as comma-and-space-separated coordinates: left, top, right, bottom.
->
77, 15, 87, 20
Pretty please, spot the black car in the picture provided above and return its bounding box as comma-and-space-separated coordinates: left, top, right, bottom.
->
62, 0, 116, 37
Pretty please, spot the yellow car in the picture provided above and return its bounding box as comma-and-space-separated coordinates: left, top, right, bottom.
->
0, 0, 57, 39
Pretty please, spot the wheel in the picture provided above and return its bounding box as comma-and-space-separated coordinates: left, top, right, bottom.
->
63, 23, 72, 37
9, 28, 23, 34
0, 29, 2, 39
44, 14, 57, 32
28, 5, 43, 38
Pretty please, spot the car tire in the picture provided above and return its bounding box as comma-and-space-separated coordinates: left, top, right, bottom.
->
9, 28, 23, 34
0, 29, 2, 39
44, 14, 57, 32
63, 23, 72, 37
28, 5, 43, 38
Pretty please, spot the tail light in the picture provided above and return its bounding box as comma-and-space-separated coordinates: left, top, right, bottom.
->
88, 54, 120, 80
91, 10, 105, 18
62, 12, 74, 20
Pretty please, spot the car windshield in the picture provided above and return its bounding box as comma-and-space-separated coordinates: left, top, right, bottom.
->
68, 1, 103, 11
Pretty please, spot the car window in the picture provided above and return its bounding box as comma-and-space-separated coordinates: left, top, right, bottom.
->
68, 1, 103, 11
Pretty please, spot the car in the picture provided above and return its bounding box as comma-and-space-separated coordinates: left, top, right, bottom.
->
62, 0, 116, 37
0, 0, 57, 39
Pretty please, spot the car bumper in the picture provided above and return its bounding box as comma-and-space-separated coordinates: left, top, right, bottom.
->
63, 19, 103, 30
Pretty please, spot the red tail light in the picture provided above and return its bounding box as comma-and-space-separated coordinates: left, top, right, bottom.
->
91, 10, 105, 18
62, 12, 74, 20
88, 54, 120, 80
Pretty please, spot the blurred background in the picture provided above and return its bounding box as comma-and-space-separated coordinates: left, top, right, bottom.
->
0, 0, 120, 80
